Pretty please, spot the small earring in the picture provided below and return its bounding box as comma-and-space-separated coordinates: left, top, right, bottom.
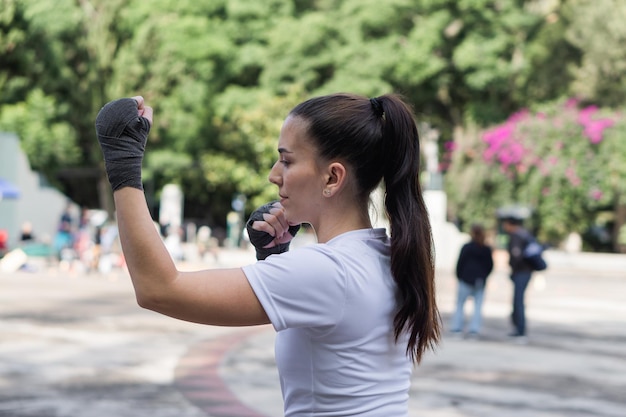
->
324, 189, 331, 196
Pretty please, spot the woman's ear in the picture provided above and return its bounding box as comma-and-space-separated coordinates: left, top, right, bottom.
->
323, 162, 347, 197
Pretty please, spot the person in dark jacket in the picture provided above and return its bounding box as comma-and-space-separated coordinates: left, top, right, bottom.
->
450, 224, 494, 337
502, 216, 535, 342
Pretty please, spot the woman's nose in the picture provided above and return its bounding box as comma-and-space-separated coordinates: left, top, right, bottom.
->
268, 161, 281, 185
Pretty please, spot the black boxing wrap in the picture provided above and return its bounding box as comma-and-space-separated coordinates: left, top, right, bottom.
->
95, 98, 151, 191
246, 201, 301, 260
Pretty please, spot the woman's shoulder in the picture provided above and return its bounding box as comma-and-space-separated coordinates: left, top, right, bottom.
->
255, 243, 347, 274
248, 228, 389, 278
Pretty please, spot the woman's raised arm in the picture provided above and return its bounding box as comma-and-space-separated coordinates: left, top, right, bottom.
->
96, 97, 268, 327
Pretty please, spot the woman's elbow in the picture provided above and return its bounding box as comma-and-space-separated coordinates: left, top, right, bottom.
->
135, 292, 154, 310
130, 270, 180, 312
134, 287, 172, 313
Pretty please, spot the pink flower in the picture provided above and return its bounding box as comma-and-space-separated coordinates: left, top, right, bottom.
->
482, 118, 532, 168
576, 105, 615, 144
564, 98, 579, 109
577, 106, 598, 124
583, 119, 615, 144
483, 124, 515, 163
589, 189, 603, 200
508, 109, 530, 124
565, 164, 581, 187
483, 124, 514, 146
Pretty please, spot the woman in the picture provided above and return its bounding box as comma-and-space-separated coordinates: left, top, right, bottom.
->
95, 93, 440, 416
450, 223, 494, 338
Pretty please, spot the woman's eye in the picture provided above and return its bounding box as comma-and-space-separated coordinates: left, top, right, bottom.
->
280, 159, 290, 165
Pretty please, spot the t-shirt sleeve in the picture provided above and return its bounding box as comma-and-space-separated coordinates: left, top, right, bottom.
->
241, 246, 347, 332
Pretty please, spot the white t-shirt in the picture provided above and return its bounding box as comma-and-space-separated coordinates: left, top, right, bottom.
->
242, 228, 412, 417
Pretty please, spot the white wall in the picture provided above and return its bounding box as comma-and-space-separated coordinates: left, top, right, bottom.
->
424, 189, 466, 272
0, 133, 73, 249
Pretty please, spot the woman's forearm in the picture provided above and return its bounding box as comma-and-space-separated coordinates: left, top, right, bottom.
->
114, 187, 178, 305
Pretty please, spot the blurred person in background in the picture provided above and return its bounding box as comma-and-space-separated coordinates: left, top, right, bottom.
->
450, 223, 493, 339
502, 216, 535, 343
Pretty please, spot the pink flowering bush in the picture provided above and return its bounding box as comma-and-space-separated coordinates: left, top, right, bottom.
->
445, 99, 626, 248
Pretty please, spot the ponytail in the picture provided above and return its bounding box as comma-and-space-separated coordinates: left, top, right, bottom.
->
377, 95, 441, 364
289, 93, 441, 363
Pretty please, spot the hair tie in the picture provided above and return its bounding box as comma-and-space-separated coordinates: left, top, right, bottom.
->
369, 97, 384, 118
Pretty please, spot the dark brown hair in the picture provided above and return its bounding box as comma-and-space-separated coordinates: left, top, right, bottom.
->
470, 224, 486, 246
289, 93, 440, 363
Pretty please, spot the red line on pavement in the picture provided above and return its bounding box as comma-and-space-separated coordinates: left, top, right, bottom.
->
174, 328, 273, 417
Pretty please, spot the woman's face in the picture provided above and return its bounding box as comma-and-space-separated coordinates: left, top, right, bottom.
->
268, 115, 327, 226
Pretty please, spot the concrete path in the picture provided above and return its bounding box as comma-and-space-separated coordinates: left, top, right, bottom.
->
0, 246, 624, 417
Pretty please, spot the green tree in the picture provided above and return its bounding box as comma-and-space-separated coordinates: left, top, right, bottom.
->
565, 0, 626, 107
1, 0, 621, 236
0, 0, 129, 207
0, 89, 80, 173
0, 0, 82, 182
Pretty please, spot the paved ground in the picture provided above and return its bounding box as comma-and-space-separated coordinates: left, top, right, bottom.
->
0, 245, 625, 417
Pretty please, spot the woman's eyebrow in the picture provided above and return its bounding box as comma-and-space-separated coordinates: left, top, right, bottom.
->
278, 148, 293, 154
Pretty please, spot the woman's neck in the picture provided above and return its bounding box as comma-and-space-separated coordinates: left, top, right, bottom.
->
314, 202, 372, 243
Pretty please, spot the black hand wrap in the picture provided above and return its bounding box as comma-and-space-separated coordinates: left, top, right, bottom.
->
95, 98, 151, 191
246, 201, 301, 260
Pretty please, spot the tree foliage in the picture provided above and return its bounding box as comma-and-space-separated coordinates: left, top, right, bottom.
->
565, 0, 626, 107
1, 0, 625, 247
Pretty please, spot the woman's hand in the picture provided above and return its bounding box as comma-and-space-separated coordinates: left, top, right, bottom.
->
133, 96, 153, 126
246, 201, 301, 260
95, 96, 152, 191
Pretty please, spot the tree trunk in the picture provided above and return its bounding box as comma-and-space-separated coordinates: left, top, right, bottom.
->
98, 173, 114, 219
